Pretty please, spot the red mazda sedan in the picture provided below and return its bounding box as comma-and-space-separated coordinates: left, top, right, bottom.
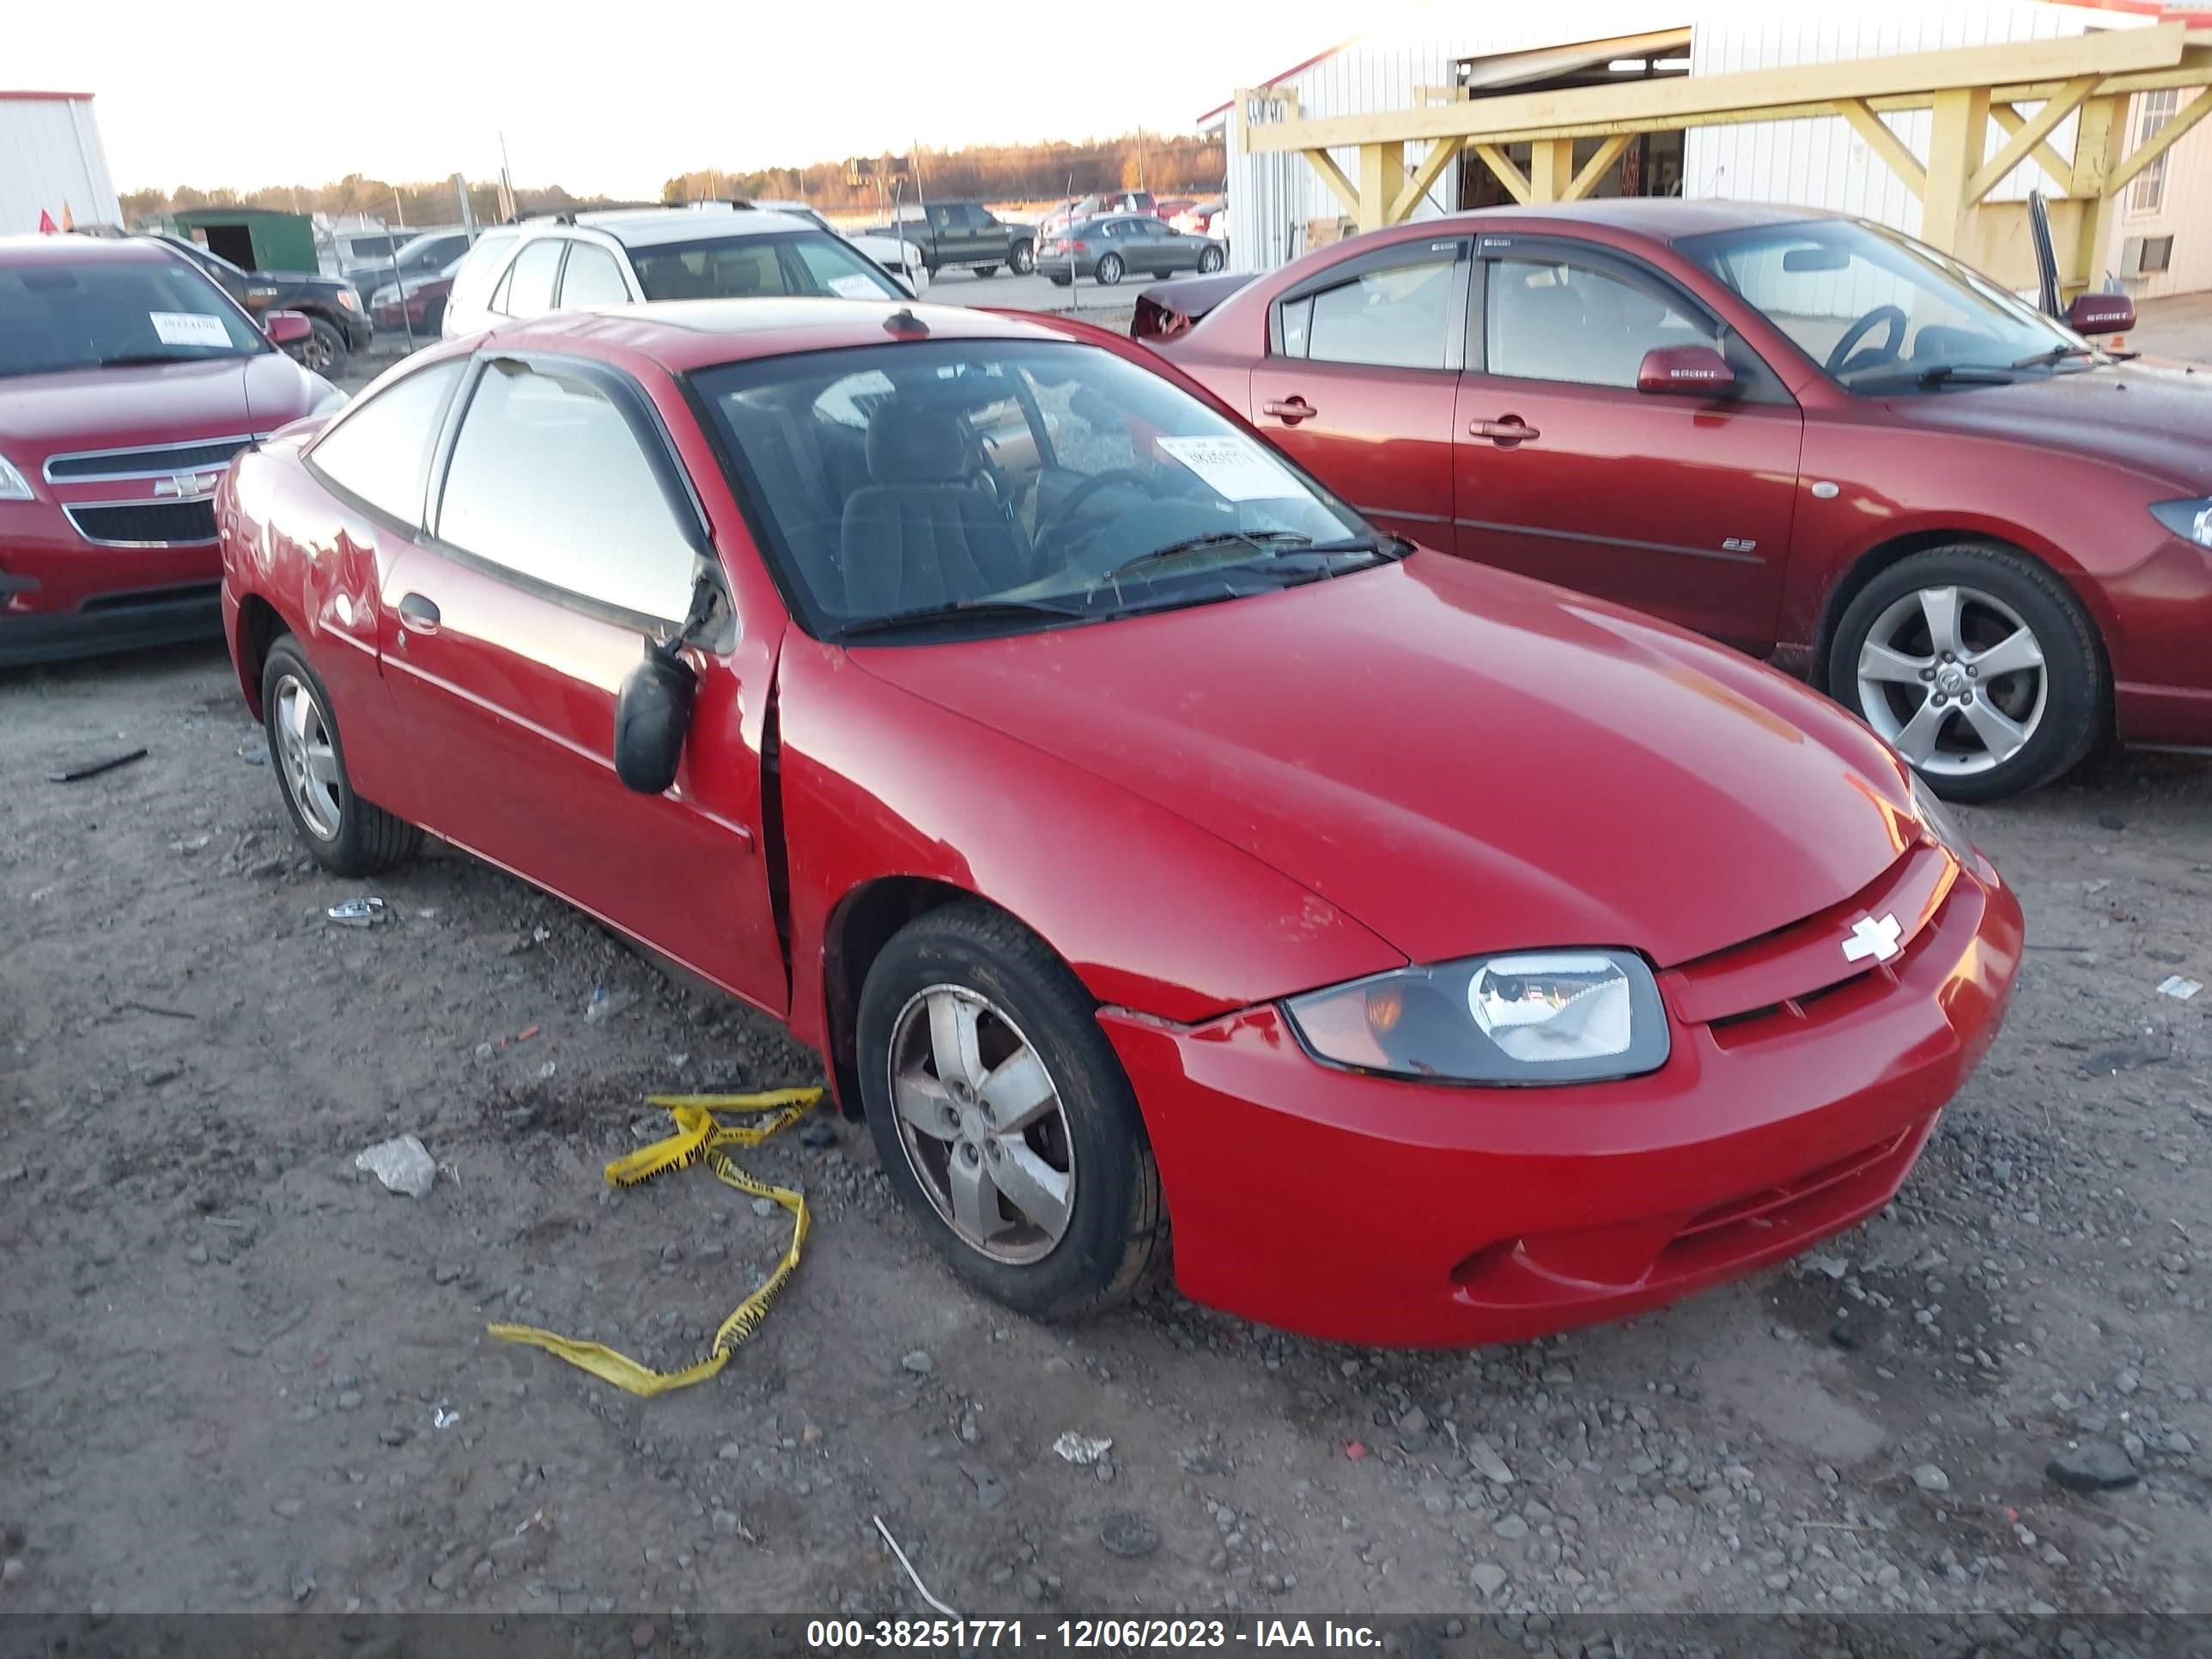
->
1144, 202, 2212, 801
217, 297, 2021, 1346
1, 235, 343, 666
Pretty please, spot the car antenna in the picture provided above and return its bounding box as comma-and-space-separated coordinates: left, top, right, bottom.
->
884, 307, 928, 336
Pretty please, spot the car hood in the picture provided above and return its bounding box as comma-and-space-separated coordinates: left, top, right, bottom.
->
0, 355, 315, 461
851, 556, 1923, 972
1882, 356, 2212, 491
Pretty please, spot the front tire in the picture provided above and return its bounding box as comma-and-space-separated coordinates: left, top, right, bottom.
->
858, 902, 1165, 1320
1094, 253, 1124, 288
1010, 240, 1035, 275
290, 318, 348, 375
261, 639, 422, 877
1826, 543, 2103, 803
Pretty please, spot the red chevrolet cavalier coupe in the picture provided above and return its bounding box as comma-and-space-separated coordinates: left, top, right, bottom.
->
217, 297, 2021, 1346
1, 235, 344, 666
1142, 202, 2212, 802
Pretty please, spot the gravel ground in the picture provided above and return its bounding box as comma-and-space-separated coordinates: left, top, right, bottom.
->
2, 307, 2209, 1635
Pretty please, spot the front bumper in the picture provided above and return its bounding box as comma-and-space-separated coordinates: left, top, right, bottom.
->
2110, 531, 2212, 749
1101, 851, 2022, 1348
3, 507, 224, 667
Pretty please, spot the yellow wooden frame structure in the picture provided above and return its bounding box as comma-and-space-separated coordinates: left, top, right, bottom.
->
1235, 21, 2212, 293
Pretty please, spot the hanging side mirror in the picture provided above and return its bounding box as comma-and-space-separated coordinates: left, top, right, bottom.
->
612, 569, 721, 795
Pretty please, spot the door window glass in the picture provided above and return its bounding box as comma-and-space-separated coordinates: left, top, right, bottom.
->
1486, 258, 1715, 388
436, 362, 696, 621
558, 242, 630, 307
447, 231, 519, 312
502, 240, 564, 318
307, 359, 465, 524
1278, 252, 1462, 371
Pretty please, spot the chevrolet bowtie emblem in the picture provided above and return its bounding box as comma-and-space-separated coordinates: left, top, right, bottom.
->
155, 471, 221, 499
1844, 913, 1903, 964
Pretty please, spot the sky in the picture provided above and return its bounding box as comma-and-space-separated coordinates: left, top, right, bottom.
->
13, 0, 1359, 198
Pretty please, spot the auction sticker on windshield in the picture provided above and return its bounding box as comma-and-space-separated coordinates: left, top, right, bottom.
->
1157, 435, 1299, 501
829, 275, 885, 300
149, 312, 231, 348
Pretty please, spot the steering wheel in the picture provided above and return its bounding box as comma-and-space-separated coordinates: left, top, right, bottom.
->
1034, 468, 1161, 550
1826, 304, 1908, 375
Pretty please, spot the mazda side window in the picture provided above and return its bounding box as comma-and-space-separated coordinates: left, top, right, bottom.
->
306, 360, 465, 526
1280, 254, 1460, 372
436, 362, 696, 623
1486, 258, 1714, 389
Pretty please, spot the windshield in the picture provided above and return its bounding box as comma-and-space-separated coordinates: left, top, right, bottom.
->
631, 231, 905, 303
0, 258, 264, 378
693, 338, 1387, 640
1680, 218, 2091, 392
393, 231, 462, 267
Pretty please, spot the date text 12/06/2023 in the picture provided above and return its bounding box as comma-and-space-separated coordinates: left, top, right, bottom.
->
806, 1619, 1387, 1650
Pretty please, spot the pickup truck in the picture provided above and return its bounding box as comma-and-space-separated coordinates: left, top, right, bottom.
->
864, 201, 1035, 277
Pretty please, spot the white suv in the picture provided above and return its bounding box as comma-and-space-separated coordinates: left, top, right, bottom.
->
440, 206, 912, 339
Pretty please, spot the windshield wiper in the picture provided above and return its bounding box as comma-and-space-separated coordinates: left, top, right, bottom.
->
2008, 343, 2100, 370
94, 351, 235, 368
1100, 531, 1391, 585
833, 595, 1090, 640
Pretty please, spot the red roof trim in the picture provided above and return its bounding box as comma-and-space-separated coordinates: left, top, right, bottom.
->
1195, 33, 1363, 126
0, 90, 96, 101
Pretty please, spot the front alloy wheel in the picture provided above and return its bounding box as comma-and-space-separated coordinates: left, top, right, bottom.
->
1827, 543, 2103, 802
857, 902, 1165, 1319
259, 638, 422, 876
1094, 253, 1124, 287
888, 986, 1073, 1262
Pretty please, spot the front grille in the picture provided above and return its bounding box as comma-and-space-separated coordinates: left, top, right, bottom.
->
44, 435, 257, 483
64, 500, 219, 546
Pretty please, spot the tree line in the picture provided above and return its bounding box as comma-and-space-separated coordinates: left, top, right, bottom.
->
115, 132, 1225, 229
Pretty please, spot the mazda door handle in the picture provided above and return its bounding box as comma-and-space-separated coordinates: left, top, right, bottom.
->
1261, 397, 1317, 424
398, 592, 441, 634
1470, 417, 1540, 446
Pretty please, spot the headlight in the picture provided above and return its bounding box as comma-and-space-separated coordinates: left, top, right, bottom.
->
0, 453, 32, 501
2150, 498, 2212, 548
1284, 949, 1669, 1085
1910, 773, 1975, 866
337, 289, 362, 311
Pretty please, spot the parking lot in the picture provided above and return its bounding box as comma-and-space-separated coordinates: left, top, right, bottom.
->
3, 299, 2209, 1631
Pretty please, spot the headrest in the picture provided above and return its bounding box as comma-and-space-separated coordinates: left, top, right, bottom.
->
866, 404, 966, 483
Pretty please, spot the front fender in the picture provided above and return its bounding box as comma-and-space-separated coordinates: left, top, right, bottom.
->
773, 633, 1406, 1056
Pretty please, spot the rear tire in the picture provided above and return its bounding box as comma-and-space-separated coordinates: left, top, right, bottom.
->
857, 902, 1166, 1321
260, 638, 422, 877
419, 297, 446, 337
1825, 543, 2104, 803
1095, 253, 1124, 288
1198, 246, 1225, 273
1048, 276, 1072, 289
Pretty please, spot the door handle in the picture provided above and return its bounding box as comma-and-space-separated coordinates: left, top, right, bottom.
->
398, 592, 441, 634
1261, 397, 1317, 425
1470, 417, 1540, 446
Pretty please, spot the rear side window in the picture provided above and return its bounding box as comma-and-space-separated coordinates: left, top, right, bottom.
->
434, 362, 696, 621
1277, 250, 1464, 371
447, 231, 519, 312
307, 359, 465, 524
502, 240, 564, 318
558, 242, 630, 307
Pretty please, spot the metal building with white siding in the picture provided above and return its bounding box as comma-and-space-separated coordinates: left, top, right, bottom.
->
0, 91, 121, 236
1209, 1, 2211, 295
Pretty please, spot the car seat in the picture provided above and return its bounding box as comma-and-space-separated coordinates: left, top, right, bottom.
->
839, 404, 1036, 615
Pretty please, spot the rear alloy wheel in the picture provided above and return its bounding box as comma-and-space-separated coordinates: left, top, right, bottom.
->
1827, 544, 2103, 802
1198, 245, 1225, 273
1011, 240, 1036, 275
260, 639, 422, 877
859, 902, 1165, 1319
1093, 253, 1124, 288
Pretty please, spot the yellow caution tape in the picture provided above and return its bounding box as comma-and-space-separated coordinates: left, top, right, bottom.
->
487, 1087, 822, 1397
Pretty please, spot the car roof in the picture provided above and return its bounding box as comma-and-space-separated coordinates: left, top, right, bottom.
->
539, 207, 820, 247
1447, 199, 1843, 240
478, 295, 1072, 374
0, 233, 174, 268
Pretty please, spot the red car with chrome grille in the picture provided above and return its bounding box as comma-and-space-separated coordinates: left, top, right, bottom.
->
1, 234, 343, 667
215, 296, 2020, 1346
1142, 202, 2212, 802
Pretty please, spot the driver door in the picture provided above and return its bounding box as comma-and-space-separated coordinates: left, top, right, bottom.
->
1454, 241, 1803, 652
378, 351, 788, 1017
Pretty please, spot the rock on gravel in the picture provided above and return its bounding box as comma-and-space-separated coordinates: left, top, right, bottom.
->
1470, 1562, 1508, 1597
902, 1351, 934, 1375
2047, 1440, 2140, 1492
1911, 1464, 1951, 1493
